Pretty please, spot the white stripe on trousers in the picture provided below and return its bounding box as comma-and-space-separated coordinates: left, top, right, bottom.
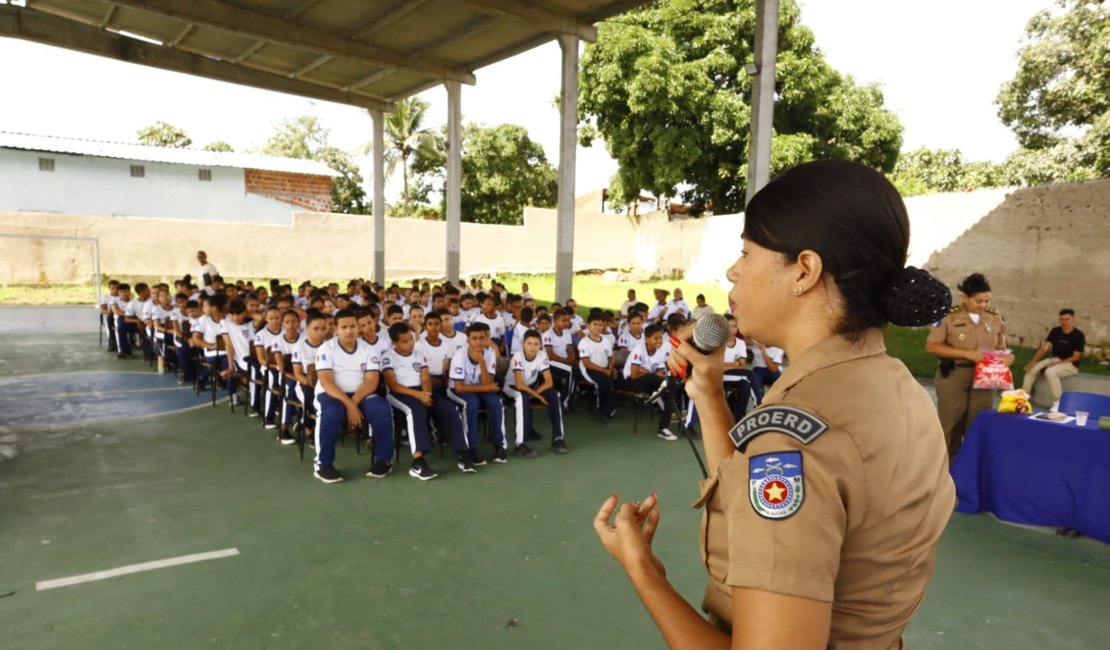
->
386, 393, 419, 455
503, 386, 527, 446
550, 361, 575, 408
445, 388, 473, 449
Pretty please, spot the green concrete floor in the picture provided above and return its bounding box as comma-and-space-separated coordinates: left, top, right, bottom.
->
1, 313, 1108, 649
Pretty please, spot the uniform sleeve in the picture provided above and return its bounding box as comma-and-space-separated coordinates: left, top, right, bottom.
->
925, 317, 949, 344
292, 345, 303, 365
380, 353, 393, 370
448, 352, 466, 381
485, 351, 497, 374
316, 347, 334, 372
366, 351, 381, 373
538, 351, 551, 372
510, 353, 523, 372
718, 430, 865, 602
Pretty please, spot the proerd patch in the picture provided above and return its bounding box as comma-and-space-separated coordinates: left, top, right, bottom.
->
749, 451, 804, 519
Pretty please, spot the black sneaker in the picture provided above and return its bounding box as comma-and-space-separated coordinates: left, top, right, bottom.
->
513, 443, 539, 459
248, 409, 262, 418
657, 428, 678, 442
313, 464, 344, 484
552, 438, 569, 454
470, 450, 488, 467
263, 419, 278, 430
493, 447, 508, 464
457, 455, 477, 473
409, 457, 438, 481
277, 430, 296, 446
365, 460, 393, 478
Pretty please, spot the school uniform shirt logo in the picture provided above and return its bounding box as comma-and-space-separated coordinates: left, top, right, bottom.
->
749, 452, 804, 520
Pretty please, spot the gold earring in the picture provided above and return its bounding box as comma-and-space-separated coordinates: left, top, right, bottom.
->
794, 286, 803, 295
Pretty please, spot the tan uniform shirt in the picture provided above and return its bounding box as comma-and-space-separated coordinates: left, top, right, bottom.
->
696, 329, 954, 649
925, 306, 1006, 354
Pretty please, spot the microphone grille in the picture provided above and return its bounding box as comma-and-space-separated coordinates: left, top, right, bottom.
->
692, 313, 730, 353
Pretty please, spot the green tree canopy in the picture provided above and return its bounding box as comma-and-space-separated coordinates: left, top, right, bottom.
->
136, 121, 192, 148
579, 0, 903, 214
203, 140, 234, 152
260, 115, 369, 215
384, 97, 438, 216
460, 123, 558, 225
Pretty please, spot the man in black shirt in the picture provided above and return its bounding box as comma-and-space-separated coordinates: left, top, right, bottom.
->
1022, 308, 1085, 409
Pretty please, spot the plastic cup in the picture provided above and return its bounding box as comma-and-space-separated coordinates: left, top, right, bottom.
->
1076, 411, 1089, 426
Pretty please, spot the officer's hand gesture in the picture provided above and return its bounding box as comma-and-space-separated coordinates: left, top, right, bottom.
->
593, 493, 665, 578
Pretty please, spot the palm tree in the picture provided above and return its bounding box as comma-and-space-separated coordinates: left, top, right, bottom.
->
361, 97, 437, 216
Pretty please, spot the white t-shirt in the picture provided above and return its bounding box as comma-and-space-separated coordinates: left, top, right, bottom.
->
197, 262, 219, 289
448, 347, 496, 387
723, 338, 748, 366
382, 349, 427, 388
519, 290, 533, 300
542, 327, 574, 362
617, 330, 644, 350
254, 327, 282, 358
418, 334, 462, 377
619, 299, 636, 318
316, 338, 377, 394
292, 339, 325, 372
751, 343, 784, 369
223, 317, 255, 363
568, 314, 585, 336
99, 294, 119, 312
195, 315, 225, 357
509, 322, 532, 355
472, 312, 506, 340
151, 304, 174, 338
647, 303, 667, 322
666, 299, 690, 318
505, 349, 550, 389
692, 304, 714, 320
362, 334, 392, 360
623, 342, 668, 379
272, 332, 305, 359
577, 335, 613, 370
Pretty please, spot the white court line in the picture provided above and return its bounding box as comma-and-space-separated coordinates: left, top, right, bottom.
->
36, 548, 239, 591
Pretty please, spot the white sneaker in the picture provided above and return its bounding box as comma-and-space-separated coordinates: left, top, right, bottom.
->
657, 428, 678, 442
1051, 400, 1060, 412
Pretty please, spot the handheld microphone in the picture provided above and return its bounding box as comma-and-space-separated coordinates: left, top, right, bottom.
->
668, 313, 731, 379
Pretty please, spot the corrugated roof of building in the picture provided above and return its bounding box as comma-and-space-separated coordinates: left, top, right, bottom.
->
0, 131, 339, 177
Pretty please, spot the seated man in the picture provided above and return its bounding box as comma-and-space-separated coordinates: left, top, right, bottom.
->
504, 330, 567, 456
312, 309, 395, 484
1022, 308, 1085, 410
292, 310, 329, 445
691, 293, 714, 320
383, 322, 469, 478
749, 339, 784, 405
616, 324, 676, 441
542, 309, 577, 411
446, 322, 508, 466
190, 293, 231, 395
577, 312, 618, 420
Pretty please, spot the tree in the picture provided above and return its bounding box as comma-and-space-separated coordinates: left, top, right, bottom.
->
261, 115, 369, 215
137, 121, 192, 148
460, 124, 558, 225
203, 141, 234, 152
578, 0, 903, 214
381, 97, 438, 217
996, 0, 1109, 179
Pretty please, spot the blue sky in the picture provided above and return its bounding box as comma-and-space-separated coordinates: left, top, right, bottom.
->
0, 0, 1052, 201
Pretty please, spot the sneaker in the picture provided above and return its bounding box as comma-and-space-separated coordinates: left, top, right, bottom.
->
263, 419, 278, 430
530, 428, 544, 441
470, 450, 488, 467
230, 393, 241, 407
277, 430, 296, 446
116, 352, 133, 359
552, 438, 569, 454
657, 428, 678, 442
457, 455, 478, 473
606, 409, 618, 420
248, 409, 261, 418
365, 460, 394, 478
493, 447, 508, 464
513, 443, 539, 459
313, 464, 344, 484
409, 457, 438, 481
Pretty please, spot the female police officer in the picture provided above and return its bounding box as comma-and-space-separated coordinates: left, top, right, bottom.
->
594, 160, 955, 649
925, 273, 1010, 462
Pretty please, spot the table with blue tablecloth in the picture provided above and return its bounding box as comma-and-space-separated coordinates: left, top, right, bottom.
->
951, 410, 1110, 544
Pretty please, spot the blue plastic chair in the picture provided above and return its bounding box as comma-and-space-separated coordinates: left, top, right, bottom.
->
1058, 392, 1110, 419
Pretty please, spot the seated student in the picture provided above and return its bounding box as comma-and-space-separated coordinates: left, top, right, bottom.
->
616, 312, 645, 350
721, 313, 754, 418
471, 293, 507, 353
647, 289, 670, 324
534, 312, 552, 335
616, 324, 677, 441
542, 309, 578, 411
272, 310, 307, 444
603, 311, 619, 345
171, 296, 198, 383
312, 309, 395, 484
291, 310, 328, 445
111, 283, 140, 359
356, 308, 392, 362
383, 322, 470, 479
619, 288, 637, 319
253, 307, 284, 425
503, 294, 523, 347
407, 304, 425, 338
222, 297, 256, 409
1022, 308, 1086, 411
509, 307, 535, 355
577, 312, 618, 420
749, 338, 784, 405
666, 287, 690, 319
691, 293, 714, 320
190, 293, 231, 396
149, 288, 175, 366
658, 312, 688, 358
446, 322, 508, 466
385, 304, 405, 326
564, 299, 585, 337
504, 330, 567, 456
100, 279, 121, 352
418, 310, 461, 391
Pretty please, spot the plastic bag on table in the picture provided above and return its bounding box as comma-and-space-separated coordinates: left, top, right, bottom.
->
997, 389, 1031, 414
974, 350, 1014, 390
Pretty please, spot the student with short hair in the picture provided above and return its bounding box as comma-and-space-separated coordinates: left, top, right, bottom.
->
291, 310, 328, 445
617, 324, 677, 441
383, 322, 469, 479
111, 283, 140, 358
617, 313, 645, 350
253, 307, 284, 425
509, 306, 535, 355
565, 298, 585, 336
578, 312, 618, 419
472, 293, 507, 352
543, 309, 578, 410
749, 339, 785, 405
312, 309, 395, 484
446, 322, 508, 466
418, 310, 461, 388
691, 293, 714, 320
271, 310, 305, 444
721, 313, 754, 418
223, 297, 255, 409
504, 330, 567, 457
619, 289, 637, 319
172, 296, 199, 383
100, 279, 121, 352
190, 292, 231, 396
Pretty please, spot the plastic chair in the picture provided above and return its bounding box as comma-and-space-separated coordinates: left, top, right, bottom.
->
1058, 392, 1110, 419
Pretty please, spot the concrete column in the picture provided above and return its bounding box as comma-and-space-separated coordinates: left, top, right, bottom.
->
555, 34, 579, 303
369, 108, 386, 285
746, 0, 779, 206
445, 80, 462, 285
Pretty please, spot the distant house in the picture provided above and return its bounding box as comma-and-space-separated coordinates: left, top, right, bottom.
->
0, 131, 338, 224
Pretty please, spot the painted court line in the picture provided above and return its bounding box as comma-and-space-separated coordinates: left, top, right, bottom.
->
36, 548, 240, 591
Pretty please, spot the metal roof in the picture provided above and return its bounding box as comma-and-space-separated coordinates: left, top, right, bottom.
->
0, 130, 340, 176
0, 0, 652, 111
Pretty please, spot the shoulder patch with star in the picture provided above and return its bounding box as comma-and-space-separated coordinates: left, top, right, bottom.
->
728, 405, 829, 452
749, 451, 805, 519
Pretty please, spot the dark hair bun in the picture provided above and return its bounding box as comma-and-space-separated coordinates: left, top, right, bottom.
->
882, 267, 951, 327
957, 272, 991, 296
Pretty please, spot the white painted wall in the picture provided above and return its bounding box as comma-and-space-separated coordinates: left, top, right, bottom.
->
0, 148, 295, 224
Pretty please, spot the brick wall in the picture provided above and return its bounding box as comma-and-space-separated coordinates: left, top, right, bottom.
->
244, 169, 332, 212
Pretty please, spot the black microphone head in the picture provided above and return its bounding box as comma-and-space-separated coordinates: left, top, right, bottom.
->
692, 313, 730, 353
